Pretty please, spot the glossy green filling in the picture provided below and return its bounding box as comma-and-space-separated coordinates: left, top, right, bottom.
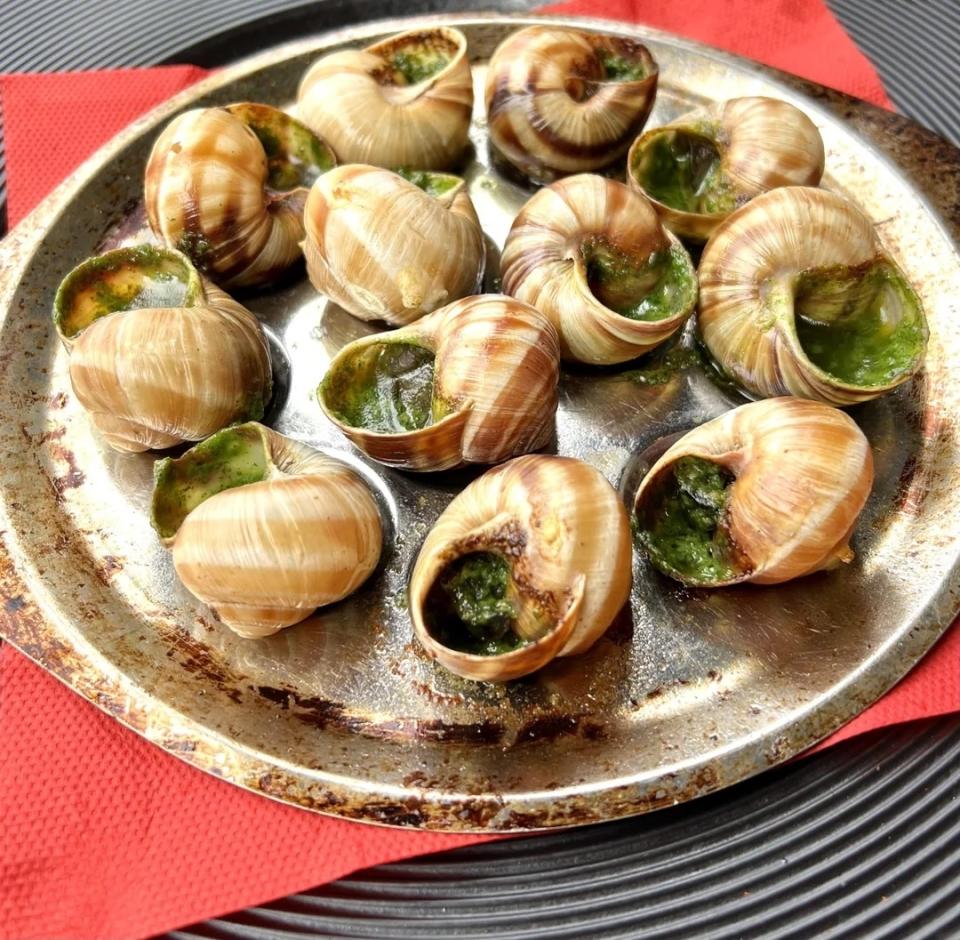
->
623, 343, 702, 386
633, 130, 737, 215
323, 342, 437, 433
395, 167, 460, 197
423, 552, 526, 657
228, 103, 335, 191
598, 50, 648, 82
793, 260, 926, 387
585, 240, 696, 322
391, 48, 450, 85
151, 424, 268, 540
54, 245, 196, 339
637, 457, 739, 585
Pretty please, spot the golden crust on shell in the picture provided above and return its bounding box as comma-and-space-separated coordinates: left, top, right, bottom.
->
410, 454, 633, 681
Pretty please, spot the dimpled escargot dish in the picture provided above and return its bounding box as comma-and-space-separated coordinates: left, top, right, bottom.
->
485, 25, 658, 181
627, 97, 825, 240
410, 455, 632, 681
151, 422, 382, 638
318, 295, 560, 472
304, 165, 485, 325
53, 246, 271, 453
298, 27, 472, 169
501, 174, 697, 364
633, 397, 874, 588
698, 187, 928, 405
145, 103, 335, 288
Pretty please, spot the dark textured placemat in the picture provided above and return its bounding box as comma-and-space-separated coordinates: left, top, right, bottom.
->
1, 3, 959, 938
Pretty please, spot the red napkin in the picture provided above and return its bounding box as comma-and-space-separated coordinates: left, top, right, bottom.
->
0, 5, 954, 939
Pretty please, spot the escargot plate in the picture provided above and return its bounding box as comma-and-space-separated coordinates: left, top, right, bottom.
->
1, 15, 960, 833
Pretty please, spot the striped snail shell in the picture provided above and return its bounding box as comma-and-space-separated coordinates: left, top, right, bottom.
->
633, 398, 874, 587
151, 422, 383, 638
485, 25, 658, 181
318, 294, 560, 472
145, 103, 335, 288
303, 164, 485, 325
697, 186, 927, 405
501, 174, 697, 364
297, 27, 473, 169
627, 96, 825, 240
53, 246, 271, 453
409, 455, 632, 681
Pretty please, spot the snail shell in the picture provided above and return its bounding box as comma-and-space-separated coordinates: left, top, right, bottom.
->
501, 174, 697, 364
151, 422, 383, 638
297, 27, 473, 169
627, 96, 825, 240
485, 26, 658, 181
318, 294, 560, 472
145, 103, 335, 288
633, 397, 874, 587
697, 187, 928, 404
410, 455, 632, 681
304, 164, 485, 325
54, 246, 272, 453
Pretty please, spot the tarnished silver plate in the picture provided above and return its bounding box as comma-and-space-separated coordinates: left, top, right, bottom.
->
1, 14, 959, 831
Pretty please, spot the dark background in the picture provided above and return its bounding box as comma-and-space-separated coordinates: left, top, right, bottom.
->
0, 2, 958, 937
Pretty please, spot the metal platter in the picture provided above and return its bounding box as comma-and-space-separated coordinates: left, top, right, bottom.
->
1, 14, 959, 833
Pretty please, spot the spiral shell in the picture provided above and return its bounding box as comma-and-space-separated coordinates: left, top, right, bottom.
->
410, 455, 632, 681
485, 26, 658, 181
297, 27, 473, 169
633, 397, 874, 587
627, 97, 825, 240
318, 294, 560, 471
152, 422, 383, 637
697, 187, 928, 405
54, 246, 271, 453
145, 103, 335, 288
501, 174, 697, 364
304, 164, 485, 325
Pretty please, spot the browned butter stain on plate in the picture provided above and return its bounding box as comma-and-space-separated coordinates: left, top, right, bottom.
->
0, 14, 959, 831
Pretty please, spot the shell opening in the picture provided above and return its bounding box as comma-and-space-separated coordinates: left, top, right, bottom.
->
423, 551, 554, 656
321, 340, 442, 433
394, 167, 462, 199
225, 103, 335, 193
631, 129, 736, 215
581, 237, 697, 322
593, 37, 653, 83
790, 259, 927, 388
635, 455, 748, 586
54, 245, 200, 340
374, 30, 460, 87
151, 424, 269, 541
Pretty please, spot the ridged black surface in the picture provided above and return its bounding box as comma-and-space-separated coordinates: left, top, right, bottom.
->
1, 3, 959, 937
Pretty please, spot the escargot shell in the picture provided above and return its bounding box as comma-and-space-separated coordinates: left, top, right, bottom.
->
697, 186, 928, 404
304, 165, 485, 325
501, 173, 697, 364
318, 294, 560, 471
54, 246, 271, 453
486, 25, 658, 181
152, 423, 383, 637
145, 103, 335, 288
627, 96, 825, 240
298, 27, 473, 169
633, 397, 874, 587
410, 454, 633, 681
